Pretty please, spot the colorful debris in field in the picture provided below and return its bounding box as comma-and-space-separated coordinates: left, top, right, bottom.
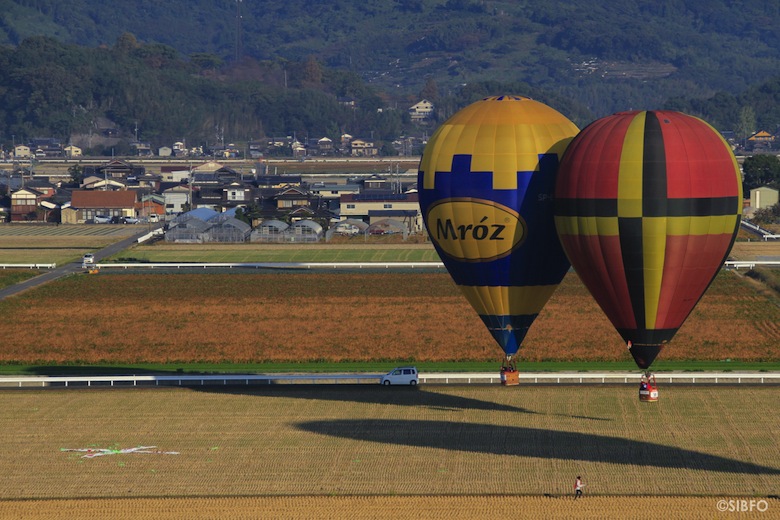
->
61, 446, 179, 458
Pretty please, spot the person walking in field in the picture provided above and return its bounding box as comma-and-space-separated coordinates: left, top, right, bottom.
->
574, 476, 584, 500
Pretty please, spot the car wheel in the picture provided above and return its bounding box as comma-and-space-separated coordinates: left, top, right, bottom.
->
410, 380, 417, 386
383, 380, 391, 385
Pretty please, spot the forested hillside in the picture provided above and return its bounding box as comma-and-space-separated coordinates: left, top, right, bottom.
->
4, 0, 780, 115
0, 36, 591, 153
1, 0, 780, 151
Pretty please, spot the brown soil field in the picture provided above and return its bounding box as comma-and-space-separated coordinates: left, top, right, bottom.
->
0, 270, 777, 364
0, 385, 778, 517
3, 496, 777, 519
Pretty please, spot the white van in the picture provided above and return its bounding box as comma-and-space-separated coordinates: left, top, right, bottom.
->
380, 366, 419, 386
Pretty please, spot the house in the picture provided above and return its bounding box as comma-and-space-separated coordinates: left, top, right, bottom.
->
255, 175, 302, 189
132, 142, 152, 156
338, 97, 357, 109
316, 137, 334, 155
136, 195, 165, 220
362, 175, 388, 191
30, 138, 63, 157
24, 178, 56, 197
160, 165, 192, 183
308, 182, 360, 200
191, 161, 229, 175
172, 142, 187, 156
63, 190, 137, 224
81, 176, 127, 191
223, 181, 253, 205
64, 145, 82, 158
748, 130, 774, 144
350, 138, 377, 157
247, 140, 265, 159
409, 99, 435, 122
10, 187, 47, 222
339, 192, 422, 234
273, 186, 316, 211
83, 159, 145, 180
13, 145, 31, 159
291, 140, 306, 158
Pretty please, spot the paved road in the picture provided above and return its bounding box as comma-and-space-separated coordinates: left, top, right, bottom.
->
0, 226, 159, 301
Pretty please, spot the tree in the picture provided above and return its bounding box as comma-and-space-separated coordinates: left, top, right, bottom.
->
751, 203, 780, 225
68, 164, 84, 184
302, 56, 323, 85
742, 154, 780, 191
113, 32, 139, 56
736, 106, 756, 148
419, 78, 439, 102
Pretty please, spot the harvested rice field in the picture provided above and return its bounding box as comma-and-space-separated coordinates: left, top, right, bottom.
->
0, 269, 777, 364
0, 385, 778, 518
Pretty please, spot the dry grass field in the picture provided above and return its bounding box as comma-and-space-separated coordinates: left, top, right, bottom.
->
0, 385, 778, 518
0, 224, 140, 264
0, 269, 777, 364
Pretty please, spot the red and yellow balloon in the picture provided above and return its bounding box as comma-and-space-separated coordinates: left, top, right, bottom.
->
554, 110, 742, 369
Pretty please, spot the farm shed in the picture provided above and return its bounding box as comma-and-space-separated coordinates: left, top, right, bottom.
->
204, 217, 251, 243
250, 220, 289, 242
285, 219, 323, 242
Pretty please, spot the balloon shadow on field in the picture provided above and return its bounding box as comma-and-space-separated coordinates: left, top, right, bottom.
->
194, 385, 609, 422
296, 419, 780, 475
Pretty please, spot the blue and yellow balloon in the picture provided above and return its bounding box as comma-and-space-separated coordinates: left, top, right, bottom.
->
418, 95, 579, 361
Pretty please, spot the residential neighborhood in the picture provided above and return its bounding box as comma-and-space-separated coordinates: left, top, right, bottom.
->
0, 155, 425, 242
2, 111, 779, 240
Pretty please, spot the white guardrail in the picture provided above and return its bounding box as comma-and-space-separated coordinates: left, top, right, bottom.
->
0, 260, 776, 271
90, 260, 780, 270
0, 264, 56, 269
93, 262, 446, 270
2, 372, 779, 388
724, 260, 780, 269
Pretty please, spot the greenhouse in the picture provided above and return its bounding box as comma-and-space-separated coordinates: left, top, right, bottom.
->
250, 219, 289, 242
204, 217, 251, 243
164, 217, 212, 243
285, 219, 323, 242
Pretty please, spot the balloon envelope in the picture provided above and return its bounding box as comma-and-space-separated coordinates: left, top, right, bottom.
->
554, 110, 743, 368
418, 95, 579, 357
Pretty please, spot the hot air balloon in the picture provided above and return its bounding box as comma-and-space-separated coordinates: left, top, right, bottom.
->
418, 95, 579, 384
554, 110, 743, 400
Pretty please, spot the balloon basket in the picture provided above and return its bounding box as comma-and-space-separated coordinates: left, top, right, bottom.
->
500, 367, 519, 386
639, 373, 659, 402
